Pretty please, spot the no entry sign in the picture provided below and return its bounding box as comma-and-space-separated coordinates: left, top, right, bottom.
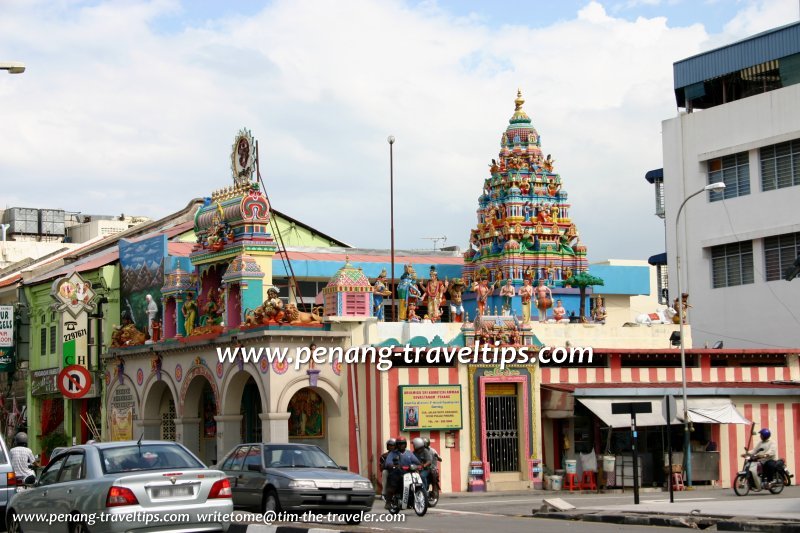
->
58, 365, 93, 400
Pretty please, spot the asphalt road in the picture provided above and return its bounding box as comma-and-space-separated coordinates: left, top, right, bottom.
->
234, 486, 800, 532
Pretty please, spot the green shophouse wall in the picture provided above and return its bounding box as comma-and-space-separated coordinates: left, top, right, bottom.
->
24, 264, 120, 454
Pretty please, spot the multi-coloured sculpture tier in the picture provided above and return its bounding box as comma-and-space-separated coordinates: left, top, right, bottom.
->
463, 91, 588, 288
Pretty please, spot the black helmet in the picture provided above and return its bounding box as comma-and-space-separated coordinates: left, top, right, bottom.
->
396, 437, 407, 451
14, 432, 28, 446
386, 438, 396, 450
423, 437, 430, 448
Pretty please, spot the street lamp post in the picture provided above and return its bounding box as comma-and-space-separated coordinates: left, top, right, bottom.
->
0, 62, 26, 74
674, 180, 725, 487
388, 136, 396, 321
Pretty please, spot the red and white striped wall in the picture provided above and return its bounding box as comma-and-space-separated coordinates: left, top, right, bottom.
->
540, 365, 793, 387
350, 364, 471, 493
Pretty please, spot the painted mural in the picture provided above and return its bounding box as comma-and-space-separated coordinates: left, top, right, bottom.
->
288, 388, 324, 438
119, 234, 167, 338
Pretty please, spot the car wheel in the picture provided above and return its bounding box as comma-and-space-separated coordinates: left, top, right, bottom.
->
263, 489, 282, 513
7, 512, 22, 533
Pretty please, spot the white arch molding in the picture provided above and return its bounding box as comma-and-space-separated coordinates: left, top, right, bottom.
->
277, 375, 342, 417
219, 362, 267, 416
141, 371, 179, 421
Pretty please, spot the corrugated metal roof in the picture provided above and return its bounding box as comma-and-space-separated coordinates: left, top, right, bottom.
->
674, 22, 800, 90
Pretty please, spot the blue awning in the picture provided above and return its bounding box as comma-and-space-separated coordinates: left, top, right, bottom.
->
648, 253, 667, 266
644, 168, 663, 183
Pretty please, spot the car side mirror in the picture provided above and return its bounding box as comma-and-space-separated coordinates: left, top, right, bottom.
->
247, 464, 262, 472
24, 475, 36, 486
339, 466, 348, 470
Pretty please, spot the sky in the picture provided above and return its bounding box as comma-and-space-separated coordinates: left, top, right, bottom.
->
1, 0, 798, 261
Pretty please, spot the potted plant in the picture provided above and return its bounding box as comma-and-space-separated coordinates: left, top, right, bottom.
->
40, 431, 68, 463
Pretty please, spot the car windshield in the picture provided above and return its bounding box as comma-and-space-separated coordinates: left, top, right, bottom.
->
264, 445, 340, 469
100, 444, 204, 474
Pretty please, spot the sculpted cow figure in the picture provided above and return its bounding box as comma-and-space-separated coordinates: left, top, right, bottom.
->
634, 307, 677, 325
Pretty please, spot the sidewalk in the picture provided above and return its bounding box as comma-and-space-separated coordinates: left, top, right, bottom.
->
534, 490, 800, 532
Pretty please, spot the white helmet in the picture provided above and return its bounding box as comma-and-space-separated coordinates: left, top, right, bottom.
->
412, 437, 425, 451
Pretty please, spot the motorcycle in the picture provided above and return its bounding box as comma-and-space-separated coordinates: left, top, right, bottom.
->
388, 465, 428, 516
733, 454, 788, 496
426, 467, 440, 507
15, 458, 38, 492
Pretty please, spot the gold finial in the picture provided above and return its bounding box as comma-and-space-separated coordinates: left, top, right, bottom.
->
515, 89, 524, 111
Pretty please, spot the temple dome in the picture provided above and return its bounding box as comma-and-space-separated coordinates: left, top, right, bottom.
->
222, 253, 264, 281
504, 90, 539, 147
324, 257, 373, 293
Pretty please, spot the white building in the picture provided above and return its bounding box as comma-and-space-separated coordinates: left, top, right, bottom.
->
657, 22, 800, 349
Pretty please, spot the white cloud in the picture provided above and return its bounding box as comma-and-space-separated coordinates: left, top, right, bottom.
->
0, 0, 793, 261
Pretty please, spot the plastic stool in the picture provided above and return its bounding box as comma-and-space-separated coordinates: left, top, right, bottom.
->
565, 473, 580, 491
580, 471, 597, 491
671, 472, 685, 491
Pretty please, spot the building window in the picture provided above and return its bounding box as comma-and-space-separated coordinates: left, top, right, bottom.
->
761, 139, 800, 191
40, 328, 47, 355
764, 232, 800, 281
656, 265, 669, 305
708, 152, 750, 201
50, 325, 57, 354
711, 241, 754, 288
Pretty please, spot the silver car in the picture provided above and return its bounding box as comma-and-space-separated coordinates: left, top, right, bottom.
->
220, 443, 373, 524
7, 440, 233, 533
0, 436, 16, 521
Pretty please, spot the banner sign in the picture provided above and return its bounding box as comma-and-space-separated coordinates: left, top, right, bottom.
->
51, 272, 95, 370
111, 406, 133, 441
399, 385, 463, 431
0, 306, 12, 347
31, 367, 60, 396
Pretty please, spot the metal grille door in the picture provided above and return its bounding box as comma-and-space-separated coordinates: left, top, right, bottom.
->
485, 395, 519, 472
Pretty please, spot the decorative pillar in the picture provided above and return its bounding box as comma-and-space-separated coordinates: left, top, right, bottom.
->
260, 412, 290, 443
215, 414, 243, 462
174, 417, 202, 456
134, 418, 162, 440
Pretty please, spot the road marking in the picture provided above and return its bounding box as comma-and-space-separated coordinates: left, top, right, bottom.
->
393, 528, 428, 531
438, 498, 536, 506
428, 508, 505, 517
640, 498, 716, 503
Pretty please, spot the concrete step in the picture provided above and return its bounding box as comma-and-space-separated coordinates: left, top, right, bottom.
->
487, 479, 531, 491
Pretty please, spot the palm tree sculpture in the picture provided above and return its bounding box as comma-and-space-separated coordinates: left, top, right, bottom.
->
564, 272, 605, 321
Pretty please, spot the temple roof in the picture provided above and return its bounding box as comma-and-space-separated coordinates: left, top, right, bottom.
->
323, 257, 373, 293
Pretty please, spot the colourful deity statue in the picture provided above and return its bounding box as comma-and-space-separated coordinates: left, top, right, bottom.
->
372, 269, 392, 321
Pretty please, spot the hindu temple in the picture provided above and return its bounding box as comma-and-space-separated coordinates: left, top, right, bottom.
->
462, 91, 589, 317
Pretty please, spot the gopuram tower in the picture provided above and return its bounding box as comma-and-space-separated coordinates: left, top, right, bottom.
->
463, 91, 589, 291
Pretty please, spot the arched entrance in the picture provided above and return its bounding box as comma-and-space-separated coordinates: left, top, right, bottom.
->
142, 379, 177, 441
182, 373, 219, 465
287, 387, 328, 452
241, 377, 262, 442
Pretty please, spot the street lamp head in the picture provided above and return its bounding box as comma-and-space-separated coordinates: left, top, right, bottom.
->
704, 182, 726, 192
0, 62, 26, 74
387, 135, 395, 145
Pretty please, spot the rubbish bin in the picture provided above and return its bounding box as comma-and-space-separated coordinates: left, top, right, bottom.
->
550, 475, 563, 491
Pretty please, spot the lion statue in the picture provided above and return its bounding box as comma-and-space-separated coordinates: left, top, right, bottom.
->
283, 304, 324, 324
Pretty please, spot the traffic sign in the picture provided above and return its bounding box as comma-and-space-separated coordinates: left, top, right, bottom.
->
58, 365, 93, 400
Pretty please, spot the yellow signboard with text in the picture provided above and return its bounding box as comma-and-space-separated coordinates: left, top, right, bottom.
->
399, 385, 463, 431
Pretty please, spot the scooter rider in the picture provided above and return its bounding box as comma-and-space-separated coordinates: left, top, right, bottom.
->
380, 438, 396, 500
424, 437, 442, 488
412, 437, 432, 491
384, 437, 421, 509
9, 432, 37, 481
744, 428, 778, 484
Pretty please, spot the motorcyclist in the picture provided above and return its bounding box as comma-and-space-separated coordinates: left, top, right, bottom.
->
379, 438, 396, 500
412, 437, 432, 491
424, 437, 442, 490
383, 437, 420, 509
9, 432, 37, 481
744, 428, 778, 483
